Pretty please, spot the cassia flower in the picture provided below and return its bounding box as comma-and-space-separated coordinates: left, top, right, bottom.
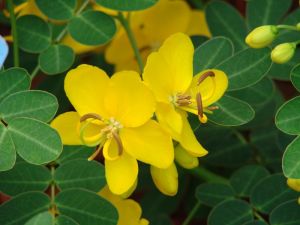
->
99, 186, 149, 225
142, 33, 228, 194
51, 64, 174, 196
105, 0, 211, 72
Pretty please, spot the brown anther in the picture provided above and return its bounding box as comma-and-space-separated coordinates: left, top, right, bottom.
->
177, 94, 191, 100
197, 71, 215, 86
196, 92, 204, 118
112, 131, 124, 156
207, 106, 219, 111
80, 113, 103, 123
176, 99, 192, 106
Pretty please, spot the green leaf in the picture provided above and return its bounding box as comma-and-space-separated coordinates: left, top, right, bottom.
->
95, 0, 158, 11
246, 0, 292, 30
270, 200, 300, 225
229, 78, 275, 107
35, 0, 77, 21
56, 215, 79, 225
55, 189, 118, 225
0, 68, 30, 102
0, 192, 50, 225
68, 10, 116, 46
243, 221, 268, 225
193, 37, 234, 74
55, 159, 106, 192
250, 174, 298, 213
276, 96, 300, 135
0, 90, 58, 123
196, 183, 235, 207
291, 64, 300, 92
16, 15, 51, 53
0, 161, 51, 195
208, 199, 253, 225
217, 48, 272, 91
8, 117, 62, 165
205, 0, 247, 51
25, 212, 54, 225
39, 44, 75, 75
0, 122, 16, 171
201, 132, 252, 167
56, 145, 95, 164
230, 165, 270, 197
282, 136, 300, 178
208, 95, 255, 126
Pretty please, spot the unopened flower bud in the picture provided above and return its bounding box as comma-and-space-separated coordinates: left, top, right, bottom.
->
287, 178, 300, 192
271, 42, 296, 64
245, 25, 278, 48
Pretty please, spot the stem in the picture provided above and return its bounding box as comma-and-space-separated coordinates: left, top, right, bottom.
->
191, 167, 229, 184
55, 0, 90, 43
31, 65, 40, 79
50, 165, 56, 215
182, 202, 201, 225
117, 12, 144, 73
253, 210, 267, 223
277, 24, 299, 31
7, 0, 19, 67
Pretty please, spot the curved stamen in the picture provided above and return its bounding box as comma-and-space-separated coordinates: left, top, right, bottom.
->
112, 131, 124, 156
207, 106, 219, 111
197, 71, 215, 86
196, 92, 203, 118
80, 113, 103, 123
88, 143, 104, 161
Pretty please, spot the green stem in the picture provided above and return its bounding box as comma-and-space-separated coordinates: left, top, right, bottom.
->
253, 210, 267, 223
50, 165, 56, 215
277, 24, 299, 31
117, 12, 144, 73
191, 167, 229, 184
182, 201, 201, 225
7, 0, 19, 67
31, 65, 40, 79
55, 0, 90, 43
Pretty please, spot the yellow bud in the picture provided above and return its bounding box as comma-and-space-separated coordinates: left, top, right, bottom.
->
287, 178, 300, 192
150, 163, 178, 196
245, 25, 278, 48
175, 145, 199, 169
271, 42, 296, 64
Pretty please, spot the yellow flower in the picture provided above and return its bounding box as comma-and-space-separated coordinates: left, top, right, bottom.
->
51, 64, 174, 195
142, 33, 228, 196
105, 0, 211, 72
99, 186, 149, 225
245, 25, 278, 48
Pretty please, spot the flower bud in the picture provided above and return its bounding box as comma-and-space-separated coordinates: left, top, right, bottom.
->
287, 178, 300, 192
271, 42, 296, 64
245, 25, 278, 48
150, 163, 178, 196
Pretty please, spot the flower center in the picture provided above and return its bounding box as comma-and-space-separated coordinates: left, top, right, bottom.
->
79, 113, 124, 161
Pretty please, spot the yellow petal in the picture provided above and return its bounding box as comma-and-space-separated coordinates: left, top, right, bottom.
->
186, 10, 211, 37
175, 144, 199, 169
64, 64, 110, 117
133, 0, 191, 42
51, 112, 81, 145
179, 113, 208, 157
120, 120, 174, 169
287, 178, 300, 192
155, 102, 183, 140
105, 152, 138, 195
189, 69, 228, 107
104, 71, 155, 127
150, 163, 178, 196
17, 0, 47, 20
143, 33, 194, 99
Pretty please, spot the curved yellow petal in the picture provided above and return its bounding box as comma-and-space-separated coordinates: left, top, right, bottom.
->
179, 113, 208, 157
150, 163, 178, 196
51, 112, 81, 145
155, 102, 183, 140
175, 144, 199, 169
189, 69, 228, 107
17, 0, 47, 20
186, 10, 211, 37
105, 152, 138, 195
133, 0, 191, 42
143, 33, 194, 99
104, 71, 155, 127
287, 178, 300, 192
120, 120, 174, 169
64, 64, 110, 117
